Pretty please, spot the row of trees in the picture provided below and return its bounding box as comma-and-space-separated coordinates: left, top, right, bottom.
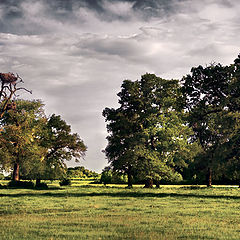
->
103, 55, 240, 188
67, 166, 99, 179
0, 73, 87, 185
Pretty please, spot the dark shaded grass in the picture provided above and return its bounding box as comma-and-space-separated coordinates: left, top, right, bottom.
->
1, 188, 240, 200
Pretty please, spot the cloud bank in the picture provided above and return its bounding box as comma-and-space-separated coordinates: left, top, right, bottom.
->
0, 0, 239, 172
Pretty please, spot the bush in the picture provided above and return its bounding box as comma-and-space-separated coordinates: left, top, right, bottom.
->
8, 180, 34, 189
100, 168, 127, 185
35, 182, 48, 189
100, 170, 112, 185
59, 178, 71, 186
4, 175, 11, 180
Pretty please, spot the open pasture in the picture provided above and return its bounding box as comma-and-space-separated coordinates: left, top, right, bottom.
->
0, 182, 240, 239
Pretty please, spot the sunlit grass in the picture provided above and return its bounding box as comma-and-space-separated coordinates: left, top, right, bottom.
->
1, 181, 240, 239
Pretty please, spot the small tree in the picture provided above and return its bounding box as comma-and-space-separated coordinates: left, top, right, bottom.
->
0, 100, 87, 184
0, 99, 45, 181
100, 167, 113, 185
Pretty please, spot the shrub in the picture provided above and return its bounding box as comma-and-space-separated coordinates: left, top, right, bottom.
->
4, 175, 11, 180
35, 182, 48, 189
100, 170, 112, 185
8, 180, 34, 189
59, 178, 71, 186
100, 168, 127, 185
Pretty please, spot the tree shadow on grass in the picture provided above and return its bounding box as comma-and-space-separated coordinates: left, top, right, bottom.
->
1, 190, 240, 200
0, 185, 61, 190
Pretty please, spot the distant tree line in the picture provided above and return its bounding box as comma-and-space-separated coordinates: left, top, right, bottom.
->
102, 54, 240, 188
100, 166, 128, 185
67, 166, 99, 179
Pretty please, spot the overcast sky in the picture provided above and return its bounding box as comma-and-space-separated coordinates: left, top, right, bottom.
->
0, 0, 239, 172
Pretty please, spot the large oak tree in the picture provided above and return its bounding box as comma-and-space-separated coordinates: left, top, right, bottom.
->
103, 73, 195, 188
181, 55, 240, 186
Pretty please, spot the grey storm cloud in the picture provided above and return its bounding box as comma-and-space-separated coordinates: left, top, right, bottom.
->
0, 0, 239, 172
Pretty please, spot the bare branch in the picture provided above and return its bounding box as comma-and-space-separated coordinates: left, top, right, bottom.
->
16, 87, 32, 94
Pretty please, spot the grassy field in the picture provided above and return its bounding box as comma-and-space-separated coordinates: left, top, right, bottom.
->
0, 181, 240, 239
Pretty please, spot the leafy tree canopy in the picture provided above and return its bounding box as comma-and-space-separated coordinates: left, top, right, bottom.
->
103, 73, 196, 187
0, 99, 87, 182
181, 55, 240, 186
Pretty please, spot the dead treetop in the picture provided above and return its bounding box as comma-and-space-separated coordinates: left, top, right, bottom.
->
0, 72, 18, 84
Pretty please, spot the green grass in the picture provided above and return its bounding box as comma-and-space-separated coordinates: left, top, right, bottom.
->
1, 181, 240, 239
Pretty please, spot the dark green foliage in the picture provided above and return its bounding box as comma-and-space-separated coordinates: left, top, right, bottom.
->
67, 166, 99, 179
35, 182, 48, 189
181, 55, 240, 186
0, 99, 87, 183
102, 55, 240, 186
103, 73, 195, 187
100, 169, 112, 185
0, 99, 46, 181
59, 178, 72, 186
100, 167, 127, 185
37, 114, 87, 180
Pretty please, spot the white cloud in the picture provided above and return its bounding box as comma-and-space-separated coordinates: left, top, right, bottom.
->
102, 0, 135, 17
198, 3, 237, 22
0, 0, 239, 172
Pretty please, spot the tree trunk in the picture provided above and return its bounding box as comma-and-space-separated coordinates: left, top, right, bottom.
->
127, 170, 133, 188
155, 181, 160, 188
206, 167, 212, 187
144, 178, 153, 188
12, 162, 20, 181
36, 179, 41, 186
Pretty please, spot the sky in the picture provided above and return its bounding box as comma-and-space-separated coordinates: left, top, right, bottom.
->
0, 0, 239, 173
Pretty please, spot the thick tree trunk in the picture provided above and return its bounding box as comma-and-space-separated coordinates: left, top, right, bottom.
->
155, 181, 160, 188
12, 162, 20, 181
144, 178, 153, 188
127, 171, 133, 188
206, 167, 212, 187
36, 179, 41, 186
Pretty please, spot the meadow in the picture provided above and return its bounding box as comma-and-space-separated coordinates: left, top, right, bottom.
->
0, 180, 240, 240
